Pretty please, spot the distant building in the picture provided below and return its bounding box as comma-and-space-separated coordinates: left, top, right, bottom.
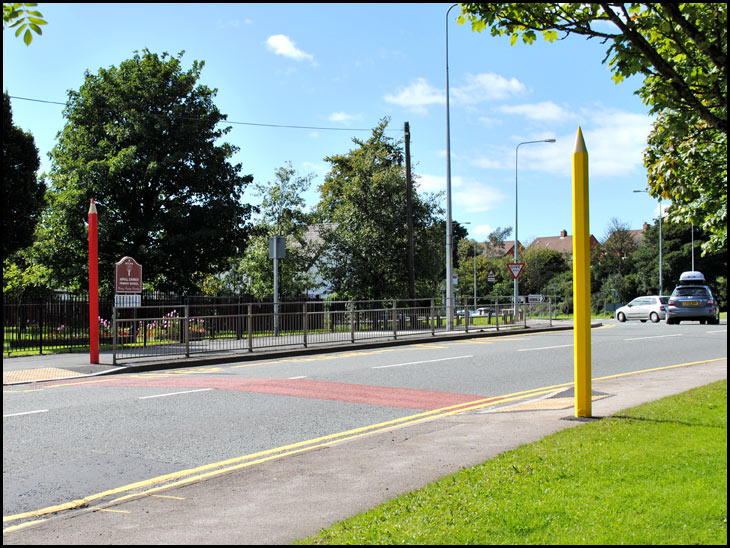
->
600, 222, 649, 260
626, 222, 650, 247
479, 240, 523, 258
529, 229, 599, 257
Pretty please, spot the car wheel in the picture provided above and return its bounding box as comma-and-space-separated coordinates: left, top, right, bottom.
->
650, 312, 660, 323
710, 316, 720, 325
666, 318, 676, 325
617, 312, 626, 322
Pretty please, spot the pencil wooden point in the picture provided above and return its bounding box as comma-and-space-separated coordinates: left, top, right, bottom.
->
574, 126, 587, 154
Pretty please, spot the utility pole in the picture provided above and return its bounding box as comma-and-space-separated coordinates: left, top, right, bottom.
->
405, 122, 415, 301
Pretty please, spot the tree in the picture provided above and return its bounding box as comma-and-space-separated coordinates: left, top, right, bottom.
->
3, 2, 46, 45
236, 162, 322, 300
37, 50, 254, 294
459, 3, 727, 253
645, 110, 727, 254
519, 246, 569, 297
315, 118, 444, 300
3, 92, 44, 259
632, 221, 726, 302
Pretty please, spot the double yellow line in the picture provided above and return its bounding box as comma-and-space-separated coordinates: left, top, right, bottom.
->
4, 357, 725, 532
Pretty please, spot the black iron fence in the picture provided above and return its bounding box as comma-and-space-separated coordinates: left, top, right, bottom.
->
4, 294, 563, 360
2, 293, 255, 356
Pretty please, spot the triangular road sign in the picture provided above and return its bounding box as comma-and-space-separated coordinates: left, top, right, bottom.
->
507, 263, 525, 279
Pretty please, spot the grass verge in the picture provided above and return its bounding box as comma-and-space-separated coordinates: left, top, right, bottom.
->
298, 381, 727, 545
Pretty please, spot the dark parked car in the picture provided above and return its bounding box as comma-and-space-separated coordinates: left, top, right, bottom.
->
666, 271, 719, 325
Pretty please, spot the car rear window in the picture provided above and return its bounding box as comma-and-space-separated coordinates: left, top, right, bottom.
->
659, 297, 669, 304
672, 287, 710, 297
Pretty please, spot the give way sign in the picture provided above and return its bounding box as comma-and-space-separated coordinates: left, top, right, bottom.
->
507, 263, 525, 279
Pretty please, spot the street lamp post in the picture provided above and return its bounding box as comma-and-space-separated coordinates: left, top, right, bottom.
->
633, 189, 663, 295
514, 139, 556, 308
445, 3, 459, 330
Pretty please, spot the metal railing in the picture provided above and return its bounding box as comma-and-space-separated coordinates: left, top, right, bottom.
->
111, 297, 561, 364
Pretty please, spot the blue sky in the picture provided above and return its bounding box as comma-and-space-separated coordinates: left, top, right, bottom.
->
3, 3, 660, 244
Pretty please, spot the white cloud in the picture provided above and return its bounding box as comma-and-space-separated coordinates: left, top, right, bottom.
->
466, 107, 652, 179
498, 101, 572, 122
328, 112, 362, 125
451, 73, 527, 104
418, 174, 506, 213
470, 155, 506, 170
472, 225, 496, 239
384, 78, 444, 114
579, 108, 653, 177
265, 34, 316, 64
384, 73, 526, 114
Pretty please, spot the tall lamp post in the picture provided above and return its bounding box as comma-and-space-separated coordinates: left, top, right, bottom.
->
445, 3, 459, 330
633, 189, 663, 295
514, 139, 556, 308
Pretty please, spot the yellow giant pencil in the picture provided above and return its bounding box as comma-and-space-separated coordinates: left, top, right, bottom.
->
572, 128, 591, 417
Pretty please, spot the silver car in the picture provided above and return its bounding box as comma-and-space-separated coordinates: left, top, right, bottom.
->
615, 296, 668, 323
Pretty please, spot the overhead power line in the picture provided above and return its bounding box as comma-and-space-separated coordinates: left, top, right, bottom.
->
8, 95, 402, 133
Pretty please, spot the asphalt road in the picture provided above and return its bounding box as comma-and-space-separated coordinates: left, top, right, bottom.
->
3, 320, 727, 543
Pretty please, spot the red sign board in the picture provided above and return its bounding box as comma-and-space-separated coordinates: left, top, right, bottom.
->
507, 263, 525, 280
115, 256, 142, 293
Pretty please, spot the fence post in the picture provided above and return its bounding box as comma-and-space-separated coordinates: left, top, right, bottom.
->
495, 297, 499, 331
549, 297, 553, 327
112, 306, 117, 365
430, 299, 435, 336
464, 298, 469, 333
184, 304, 190, 358
350, 301, 355, 343
524, 301, 528, 328
39, 303, 44, 355
302, 302, 308, 348
392, 300, 397, 339
248, 303, 253, 352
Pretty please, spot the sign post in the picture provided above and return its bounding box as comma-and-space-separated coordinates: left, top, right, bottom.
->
269, 236, 286, 336
572, 127, 592, 418
88, 199, 99, 364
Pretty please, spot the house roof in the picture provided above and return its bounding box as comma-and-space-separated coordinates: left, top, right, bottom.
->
479, 240, 520, 258
529, 229, 598, 254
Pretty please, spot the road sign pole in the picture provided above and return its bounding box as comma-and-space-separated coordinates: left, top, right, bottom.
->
572, 128, 591, 418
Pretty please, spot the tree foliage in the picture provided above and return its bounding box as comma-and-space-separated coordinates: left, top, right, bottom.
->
3, 92, 44, 259
236, 162, 322, 300
315, 118, 444, 300
37, 50, 254, 294
459, 3, 727, 253
3, 2, 47, 45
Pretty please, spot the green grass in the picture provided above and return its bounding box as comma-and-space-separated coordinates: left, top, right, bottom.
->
298, 381, 727, 545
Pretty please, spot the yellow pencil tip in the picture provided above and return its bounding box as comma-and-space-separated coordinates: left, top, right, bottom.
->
574, 127, 587, 153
